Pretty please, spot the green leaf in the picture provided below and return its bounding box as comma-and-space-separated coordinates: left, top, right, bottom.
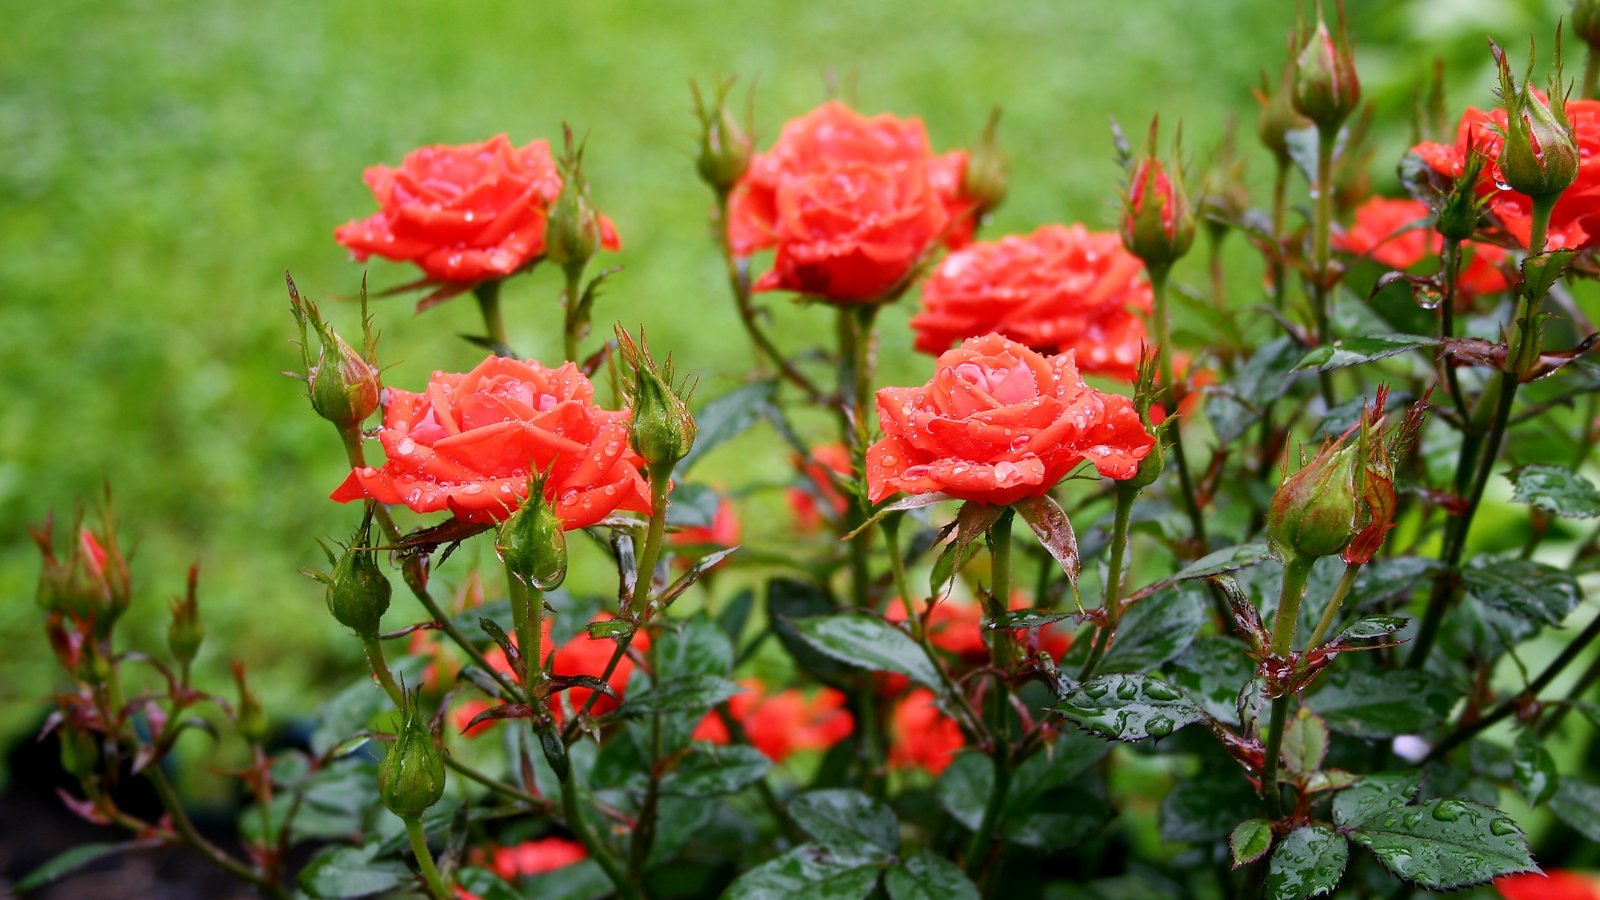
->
789, 789, 900, 858
1329, 616, 1409, 645
1333, 772, 1422, 829
1461, 557, 1582, 627
1281, 708, 1329, 777
1173, 542, 1274, 581
1508, 464, 1600, 519
722, 844, 884, 900
788, 612, 940, 689
656, 612, 734, 679
1169, 637, 1256, 725
718, 588, 756, 646
1266, 826, 1348, 899
621, 674, 741, 717
1208, 337, 1300, 444
1230, 819, 1273, 868
679, 380, 777, 473
768, 579, 852, 682
660, 744, 770, 798
936, 734, 1111, 849
1100, 584, 1206, 674
1348, 798, 1536, 889
986, 609, 1079, 630
884, 852, 980, 900
1549, 777, 1600, 842
1292, 334, 1439, 372
1055, 673, 1206, 742
1160, 776, 1262, 844
298, 843, 413, 899
16, 841, 150, 892
1520, 248, 1579, 300
1307, 669, 1458, 738
1512, 728, 1559, 807
454, 867, 520, 900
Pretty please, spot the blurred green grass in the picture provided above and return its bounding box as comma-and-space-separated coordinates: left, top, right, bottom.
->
0, 0, 1561, 776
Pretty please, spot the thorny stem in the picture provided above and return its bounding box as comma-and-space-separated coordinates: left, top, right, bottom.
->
507, 574, 544, 690
561, 763, 644, 900
1260, 554, 1313, 822
965, 511, 1015, 880
1311, 126, 1337, 408
1079, 484, 1137, 681
631, 465, 674, 616
146, 766, 288, 898
403, 814, 451, 900
1304, 561, 1361, 651
883, 517, 986, 738
1439, 239, 1471, 424
362, 634, 405, 706
474, 280, 509, 354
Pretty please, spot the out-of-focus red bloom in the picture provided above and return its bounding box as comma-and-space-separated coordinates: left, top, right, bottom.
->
1334, 197, 1509, 300
878, 593, 1070, 694
889, 688, 965, 775
867, 334, 1155, 505
789, 443, 854, 532
672, 495, 741, 550
1412, 97, 1600, 249
1149, 356, 1216, 425
910, 225, 1152, 381
456, 615, 648, 736
692, 681, 854, 762
1495, 871, 1600, 900
490, 837, 588, 881
334, 135, 620, 285
331, 356, 652, 528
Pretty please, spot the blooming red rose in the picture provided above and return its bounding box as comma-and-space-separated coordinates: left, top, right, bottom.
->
1495, 871, 1600, 900
911, 225, 1151, 380
879, 593, 1071, 694
334, 134, 620, 284
489, 837, 587, 881
889, 688, 964, 775
672, 495, 741, 549
331, 356, 651, 528
456, 614, 648, 735
692, 681, 854, 763
867, 334, 1156, 505
1412, 98, 1600, 250
788, 443, 854, 532
1335, 197, 1509, 300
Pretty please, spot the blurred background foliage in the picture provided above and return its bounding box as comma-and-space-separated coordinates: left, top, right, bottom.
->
0, 0, 1567, 784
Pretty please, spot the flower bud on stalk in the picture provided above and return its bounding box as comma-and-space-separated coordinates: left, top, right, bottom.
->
31, 512, 132, 637
1268, 438, 1363, 561
1255, 63, 1309, 168
325, 509, 392, 637
1434, 145, 1492, 242
546, 128, 605, 272
288, 276, 381, 432
1291, 3, 1362, 132
168, 564, 205, 668
498, 474, 568, 592
1491, 38, 1579, 205
233, 662, 269, 744
692, 79, 754, 196
963, 107, 1009, 219
616, 327, 697, 469
1120, 120, 1196, 273
380, 691, 446, 818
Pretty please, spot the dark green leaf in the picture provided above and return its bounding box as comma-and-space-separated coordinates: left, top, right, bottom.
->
1512, 728, 1559, 807
1173, 542, 1273, 581
1230, 819, 1273, 868
16, 841, 152, 892
788, 612, 940, 688
1332, 772, 1422, 829
454, 867, 520, 900
1159, 776, 1262, 844
311, 660, 424, 755
1281, 708, 1329, 777
884, 852, 980, 900
986, 609, 1079, 630
1307, 669, 1458, 738
767, 579, 851, 681
657, 546, 741, 605
621, 674, 742, 717
1329, 616, 1409, 645
1520, 248, 1578, 300
1266, 826, 1348, 899
789, 789, 900, 858
1208, 337, 1300, 444
1169, 637, 1255, 725
722, 844, 884, 900
1100, 584, 1206, 674
660, 744, 770, 798
298, 844, 412, 899
1055, 674, 1206, 742
665, 480, 722, 529
1292, 334, 1439, 372
1348, 798, 1536, 889
1508, 464, 1600, 519
718, 588, 756, 646
937, 734, 1111, 849
679, 380, 778, 473
1462, 557, 1582, 627
655, 612, 734, 680
1550, 777, 1600, 842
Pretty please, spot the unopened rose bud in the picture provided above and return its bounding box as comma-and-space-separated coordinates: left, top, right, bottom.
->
325, 511, 391, 637
692, 79, 754, 195
31, 513, 131, 635
1434, 146, 1491, 242
497, 475, 568, 591
1268, 439, 1362, 561
1492, 39, 1578, 205
233, 662, 269, 744
547, 129, 604, 272
288, 274, 380, 431
1121, 120, 1195, 273
1292, 7, 1362, 132
963, 107, 1009, 217
380, 691, 446, 818
1255, 63, 1309, 167
168, 565, 205, 667
616, 327, 696, 469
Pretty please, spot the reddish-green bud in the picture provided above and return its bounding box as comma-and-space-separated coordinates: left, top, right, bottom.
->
616, 327, 696, 468
1121, 121, 1195, 272
1492, 38, 1579, 205
692, 79, 754, 195
1291, 6, 1362, 132
1434, 145, 1492, 242
497, 473, 568, 591
963, 107, 1009, 218
326, 510, 391, 637
288, 274, 380, 431
1268, 439, 1362, 561
233, 662, 269, 744
168, 564, 205, 667
547, 128, 604, 272
31, 511, 131, 635
380, 692, 446, 818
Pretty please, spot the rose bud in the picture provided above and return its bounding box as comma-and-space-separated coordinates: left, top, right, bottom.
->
616, 327, 696, 469
287, 275, 380, 432
32, 513, 132, 635
1342, 387, 1428, 565
497, 473, 569, 591
1291, 4, 1361, 132
380, 691, 447, 818
233, 662, 269, 744
1268, 435, 1362, 562
1434, 145, 1492, 242
168, 564, 205, 668
1121, 120, 1196, 273
1254, 62, 1308, 168
546, 128, 605, 273
1491, 38, 1579, 207
325, 510, 392, 637
692, 79, 754, 195
963, 107, 1009, 219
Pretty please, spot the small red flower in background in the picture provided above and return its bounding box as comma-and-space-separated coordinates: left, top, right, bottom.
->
911, 224, 1151, 381
490, 837, 587, 880
867, 334, 1155, 505
672, 495, 741, 551
691, 681, 854, 762
456, 615, 648, 735
789, 443, 854, 532
1495, 871, 1600, 900
331, 356, 651, 528
889, 688, 964, 775
729, 101, 974, 303
1335, 197, 1508, 300
1411, 98, 1600, 250
334, 135, 620, 284
878, 593, 1072, 693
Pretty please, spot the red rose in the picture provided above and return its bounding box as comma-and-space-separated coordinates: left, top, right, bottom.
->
866, 334, 1156, 506
788, 443, 854, 532
1335, 197, 1509, 300
1411, 98, 1600, 249
456, 614, 648, 736
489, 837, 587, 881
691, 681, 854, 763
880, 593, 1071, 693
888, 688, 964, 775
334, 134, 620, 285
1495, 871, 1600, 900
911, 225, 1152, 380
331, 356, 651, 528
671, 495, 741, 548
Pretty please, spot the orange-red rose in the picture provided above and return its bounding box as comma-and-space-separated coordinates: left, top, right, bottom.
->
911, 224, 1151, 380
1495, 871, 1600, 900
729, 102, 974, 303
334, 134, 620, 284
456, 614, 649, 735
691, 681, 854, 763
867, 334, 1155, 505
1335, 197, 1509, 300
489, 837, 587, 880
888, 688, 964, 775
788, 443, 854, 533
1411, 98, 1600, 250
332, 356, 651, 528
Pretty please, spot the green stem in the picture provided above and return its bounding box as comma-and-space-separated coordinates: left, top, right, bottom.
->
713, 195, 824, 400
561, 766, 644, 900
403, 814, 451, 900
1260, 555, 1313, 821
1537, 647, 1600, 737
474, 280, 509, 354
1586, 49, 1600, 101
1311, 127, 1337, 408
1304, 562, 1361, 651
147, 767, 287, 898
445, 756, 551, 810
1439, 239, 1471, 424
361, 634, 405, 707
507, 574, 543, 688
1149, 267, 1207, 551
965, 512, 1015, 879
631, 465, 674, 617
561, 264, 585, 363
1079, 484, 1137, 681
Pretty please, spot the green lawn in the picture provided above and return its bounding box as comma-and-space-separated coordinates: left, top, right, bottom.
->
0, 0, 1558, 778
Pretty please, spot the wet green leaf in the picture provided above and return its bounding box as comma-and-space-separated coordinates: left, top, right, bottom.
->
1549, 777, 1600, 842
1347, 798, 1536, 889
1168, 637, 1256, 725
298, 843, 411, 898
1054, 673, 1206, 742
1281, 708, 1329, 777
1266, 826, 1348, 899
1307, 669, 1457, 738
1461, 557, 1582, 627
621, 674, 741, 718
659, 744, 770, 798
789, 789, 900, 858
884, 852, 980, 900
1329, 615, 1409, 645
679, 380, 778, 474
1172, 542, 1274, 581
787, 611, 940, 688
722, 844, 884, 899
16, 841, 153, 893
1332, 773, 1422, 829
1230, 819, 1273, 868
1160, 776, 1261, 844
1292, 334, 1439, 372
1512, 728, 1559, 807
1508, 464, 1600, 518
1100, 584, 1207, 674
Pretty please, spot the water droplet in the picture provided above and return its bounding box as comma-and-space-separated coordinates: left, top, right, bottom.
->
902, 465, 932, 481
1432, 800, 1463, 822
1146, 715, 1174, 738
1083, 681, 1110, 699
881, 454, 898, 466
1490, 818, 1518, 836
396, 438, 416, 455
461, 483, 483, 495
1143, 681, 1183, 702
993, 460, 1023, 486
